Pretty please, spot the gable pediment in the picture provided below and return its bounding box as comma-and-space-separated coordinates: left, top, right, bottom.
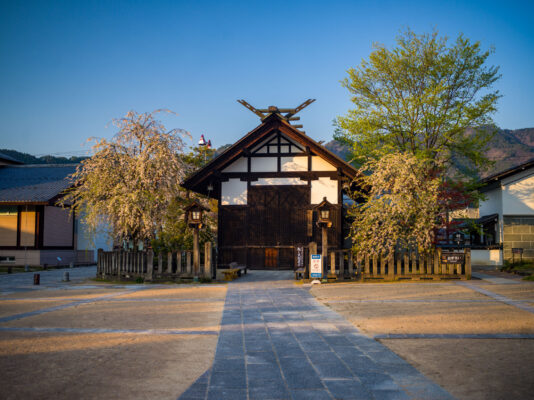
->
182, 113, 357, 196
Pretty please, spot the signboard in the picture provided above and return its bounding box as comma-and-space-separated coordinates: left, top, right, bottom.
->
296, 246, 304, 268
512, 248, 523, 255
441, 252, 464, 264
310, 254, 322, 278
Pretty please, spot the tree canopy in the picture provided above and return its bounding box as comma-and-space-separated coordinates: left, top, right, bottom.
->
335, 29, 501, 176
62, 110, 191, 244
350, 153, 440, 256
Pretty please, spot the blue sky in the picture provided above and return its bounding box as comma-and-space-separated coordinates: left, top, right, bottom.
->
1, 0, 533, 156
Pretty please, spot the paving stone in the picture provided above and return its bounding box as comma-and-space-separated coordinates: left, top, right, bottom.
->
313, 361, 353, 379
324, 379, 371, 400
289, 389, 332, 400
183, 271, 453, 400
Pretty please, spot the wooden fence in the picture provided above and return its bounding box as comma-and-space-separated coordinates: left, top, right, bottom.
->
307, 245, 471, 281
97, 242, 213, 281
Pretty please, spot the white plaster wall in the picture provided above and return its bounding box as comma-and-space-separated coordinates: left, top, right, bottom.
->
251, 178, 307, 186
502, 173, 534, 215
251, 157, 277, 172
479, 188, 503, 217
251, 134, 276, 152
471, 249, 503, 266
311, 177, 338, 204
221, 179, 248, 205
281, 156, 307, 171
76, 216, 112, 259
311, 156, 336, 171
222, 157, 248, 173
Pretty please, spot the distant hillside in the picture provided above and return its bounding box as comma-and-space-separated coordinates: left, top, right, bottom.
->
324, 127, 534, 177
0, 149, 87, 165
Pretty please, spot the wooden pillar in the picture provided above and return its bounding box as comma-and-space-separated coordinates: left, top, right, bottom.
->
193, 227, 200, 276
465, 248, 471, 279
321, 226, 328, 277
330, 251, 336, 276
204, 242, 212, 278
339, 251, 345, 279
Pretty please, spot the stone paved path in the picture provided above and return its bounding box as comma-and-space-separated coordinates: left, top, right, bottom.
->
179, 271, 454, 400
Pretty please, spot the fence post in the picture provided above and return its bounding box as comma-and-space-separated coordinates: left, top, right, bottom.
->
348, 250, 354, 278
204, 242, 212, 278
97, 249, 103, 276
465, 248, 471, 279
157, 253, 163, 275
177, 252, 182, 274
146, 250, 154, 281
186, 251, 192, 274
330, 251, 336, 277
167, 252, 173, 274
388, 253, 394, 280
339, 252, 345, 279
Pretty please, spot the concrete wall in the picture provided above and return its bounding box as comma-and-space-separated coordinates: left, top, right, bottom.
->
502, 173, 534, 215
471, 249, 503, 266
0, 249, 94, 266
502, 216, 534, 261
479, 188, 502, 217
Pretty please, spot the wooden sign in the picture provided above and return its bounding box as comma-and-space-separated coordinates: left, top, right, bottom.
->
441, 252, 464, 264
512, 248, 523, 255
296, 246, 304, 268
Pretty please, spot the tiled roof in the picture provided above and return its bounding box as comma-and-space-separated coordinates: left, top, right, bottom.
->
0, 164, 77, 203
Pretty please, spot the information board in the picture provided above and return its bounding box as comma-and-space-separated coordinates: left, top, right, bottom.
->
440, 252, 464, 264
310, 254, 322, 278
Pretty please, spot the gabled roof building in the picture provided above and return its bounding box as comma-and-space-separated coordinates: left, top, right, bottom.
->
182, 103, 357, 270
0, 164, 109, 266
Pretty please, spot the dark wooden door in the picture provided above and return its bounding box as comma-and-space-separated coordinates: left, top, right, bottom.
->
265, 248, 278, 269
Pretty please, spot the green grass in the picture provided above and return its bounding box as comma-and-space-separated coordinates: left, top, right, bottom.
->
522, 275, 534, 281
501, 260, 534, 278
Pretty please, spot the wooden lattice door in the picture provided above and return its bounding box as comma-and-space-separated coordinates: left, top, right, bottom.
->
265, 248, 278, 269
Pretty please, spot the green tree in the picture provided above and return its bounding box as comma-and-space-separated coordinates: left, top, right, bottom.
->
153, 145, 217, 252
350, 153, 440, 256
62, 110, 191, 245
335, 29, 500, 176
337, 30, 501, 253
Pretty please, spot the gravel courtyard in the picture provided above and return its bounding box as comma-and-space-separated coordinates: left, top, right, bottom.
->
0, 267, 226, 400
311, 270, 534, 400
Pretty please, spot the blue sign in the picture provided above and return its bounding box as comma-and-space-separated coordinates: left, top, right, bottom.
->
310, 254, 322, 278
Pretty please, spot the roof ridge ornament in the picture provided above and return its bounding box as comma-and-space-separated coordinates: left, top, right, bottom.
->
236, 99, 316, 133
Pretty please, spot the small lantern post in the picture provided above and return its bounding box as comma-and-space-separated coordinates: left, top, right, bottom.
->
185, 201, 208, 277
314, 197, 333, 279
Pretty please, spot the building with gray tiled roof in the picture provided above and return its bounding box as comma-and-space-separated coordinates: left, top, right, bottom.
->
0, 164, 109, 267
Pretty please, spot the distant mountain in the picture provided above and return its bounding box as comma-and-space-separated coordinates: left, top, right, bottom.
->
0, 149, 87, 165
324, 127, 534, 177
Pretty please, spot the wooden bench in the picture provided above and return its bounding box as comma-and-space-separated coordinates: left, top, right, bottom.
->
295, 268, 306, 280
222, 268, 240, 281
